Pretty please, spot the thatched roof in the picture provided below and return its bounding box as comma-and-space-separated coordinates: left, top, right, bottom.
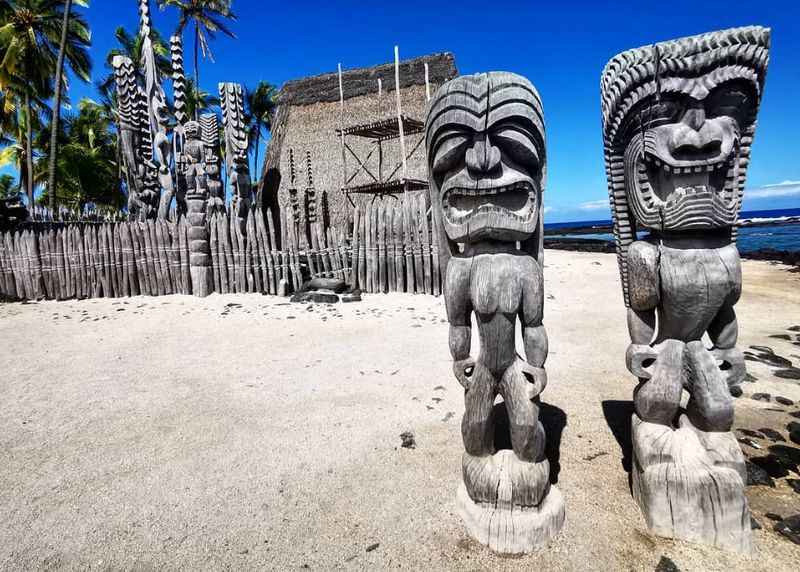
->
278, 52, 458, 107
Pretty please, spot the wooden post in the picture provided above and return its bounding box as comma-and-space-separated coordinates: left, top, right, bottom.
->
351, 206, 361, 288
338, 63, 346, 192
394, 45, 408, 185
393, 203, 404, 292
387, 206, 396, 293
418, 194, 432, 294
424, 62, 431, 101
378, 202, 386, 293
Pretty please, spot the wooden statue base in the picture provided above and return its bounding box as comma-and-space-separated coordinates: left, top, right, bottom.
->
631, 414, 752, 553
457, 451, 565, 554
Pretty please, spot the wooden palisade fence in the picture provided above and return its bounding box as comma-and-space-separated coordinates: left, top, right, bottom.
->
0, 196, 441, 302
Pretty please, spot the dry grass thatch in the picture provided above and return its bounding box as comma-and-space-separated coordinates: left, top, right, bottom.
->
260, 53, 458, 242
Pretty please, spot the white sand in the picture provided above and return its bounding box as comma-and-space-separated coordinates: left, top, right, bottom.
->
1, 250, 798, 570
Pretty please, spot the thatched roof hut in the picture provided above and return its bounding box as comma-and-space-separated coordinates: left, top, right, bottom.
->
259, 52, 458, 239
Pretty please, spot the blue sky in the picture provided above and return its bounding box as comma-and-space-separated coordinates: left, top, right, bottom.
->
7, 0, 800, 222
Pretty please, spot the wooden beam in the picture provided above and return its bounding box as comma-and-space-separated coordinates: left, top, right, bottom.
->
394, 46, 408, 185
424, 62, 431, 101
338, 63, 346, 189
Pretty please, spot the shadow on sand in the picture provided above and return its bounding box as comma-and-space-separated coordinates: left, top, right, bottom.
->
491, 400, 568, 484
602, 400, 634, 474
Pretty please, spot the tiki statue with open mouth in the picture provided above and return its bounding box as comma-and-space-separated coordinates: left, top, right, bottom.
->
426, 72, 564, 554
601, 26, 770, 552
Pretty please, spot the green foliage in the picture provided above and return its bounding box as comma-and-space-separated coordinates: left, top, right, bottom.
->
36, 98, 123, 209
96, 25, 172, 114
157, 0, 237, 63
184, 76, 219, 119
0, 0, 92, 204
0, 0, 92, 97
244, 80, 277, 177
0, 173, 18, 198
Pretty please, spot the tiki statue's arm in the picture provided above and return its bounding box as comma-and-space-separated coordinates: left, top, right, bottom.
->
707, 281, 745, 389
625, 241, 660, 378
445, 260, 474, 388
521, 263, 548, 396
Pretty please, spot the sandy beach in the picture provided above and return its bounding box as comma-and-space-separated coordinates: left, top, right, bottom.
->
1, 249, 799, 571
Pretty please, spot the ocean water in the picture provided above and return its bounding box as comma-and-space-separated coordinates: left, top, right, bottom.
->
545, 208, 800, 253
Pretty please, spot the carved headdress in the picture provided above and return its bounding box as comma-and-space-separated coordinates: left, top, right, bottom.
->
600, 26, 770, 306
426, 72, 546, 267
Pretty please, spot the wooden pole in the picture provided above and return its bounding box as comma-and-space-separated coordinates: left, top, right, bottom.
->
424, 62, 431, 101
338, 63, 346, 191
394, 46, 408, 185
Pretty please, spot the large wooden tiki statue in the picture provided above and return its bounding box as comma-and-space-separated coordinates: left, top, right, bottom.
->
600, 27, 770, 552
426, 72, 564, 554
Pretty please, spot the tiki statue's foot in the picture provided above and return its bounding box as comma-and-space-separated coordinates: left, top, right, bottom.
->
457, 450, 565, 554
631, 414, 751, 553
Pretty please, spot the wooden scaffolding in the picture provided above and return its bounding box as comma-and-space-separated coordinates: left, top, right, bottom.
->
337, 47, 431, 204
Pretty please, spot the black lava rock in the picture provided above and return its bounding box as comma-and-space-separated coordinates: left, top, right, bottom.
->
400, 431, 416, 449
774, 514, 800, 545
654, 556, 680, 572
770, 444, 800, 468
746, 461, 775, 487
738, 428, 765, 439
341, 290, 362, 303
787, 479, 800, 495
751, 393, 771, 402
290, 291, 340, 304
750, 516, 762, 530
758, 428, 786, 443
775, 368, 800, 380
776, 396, 795, 406
301, 277, 347, 293
750, 455, 789, 479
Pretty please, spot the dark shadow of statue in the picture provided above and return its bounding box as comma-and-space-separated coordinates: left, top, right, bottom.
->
491, 400, 567, 484
601, 400, 634, 474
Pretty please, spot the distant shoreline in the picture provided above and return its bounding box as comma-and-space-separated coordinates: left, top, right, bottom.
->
543, 214, 800, 237
544, 234, 800, 269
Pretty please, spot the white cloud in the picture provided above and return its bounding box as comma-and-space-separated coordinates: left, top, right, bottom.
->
543, 206, 554, 214
577, 199, 609, 211
745, 180, 800, 199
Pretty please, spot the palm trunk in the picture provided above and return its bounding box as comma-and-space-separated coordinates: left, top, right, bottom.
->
47, 0, 73, 212
194, 23, 200, 121
253, 125, 260, 182
24, 91, 34, 208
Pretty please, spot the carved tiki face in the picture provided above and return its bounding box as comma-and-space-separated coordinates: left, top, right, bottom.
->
602, 27, 770, 233
426, 72, 546, 244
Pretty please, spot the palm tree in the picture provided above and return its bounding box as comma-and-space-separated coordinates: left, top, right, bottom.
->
157, 0, 237, 116
0, 0, 91, 207
0, 174, 17, 199
48, 0, 92, 211
35, 99, 123, 210
0, 86, 52, 204
245, 80, 277, 180
183, 77, 219, 120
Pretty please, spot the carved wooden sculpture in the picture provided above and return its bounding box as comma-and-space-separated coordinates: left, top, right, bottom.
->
220, 82, 252, 234
170, 33, 189, 217
200, 113, 224, 216
181, 120, 212, 297
600, 26, 770, 553
112, 55, 159, 220
426, 72, 564, 554
304, 151, 317, 247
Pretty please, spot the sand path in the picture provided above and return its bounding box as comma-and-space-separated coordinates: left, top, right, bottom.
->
1, 251, 799, 570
